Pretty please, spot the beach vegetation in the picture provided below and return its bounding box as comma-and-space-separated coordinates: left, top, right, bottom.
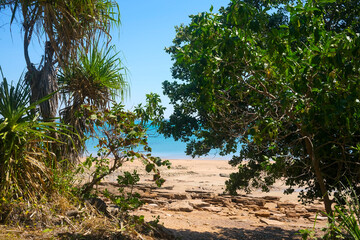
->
0, 0, 125, 200
0, 0, 171, 238
0, 69, 170, 238
0, 71, 73, 202
78, 102, 170, 198
58, 42, 128, 160
1, 0, 121, 120
161, 0, 360, 215
300, 183, 360, 239
322, 183, 360, 239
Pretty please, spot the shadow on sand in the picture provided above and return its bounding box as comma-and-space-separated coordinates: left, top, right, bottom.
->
168, 225, 301, 240
57, 225, 301, 240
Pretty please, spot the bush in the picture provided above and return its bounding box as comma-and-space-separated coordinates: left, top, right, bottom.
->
78, 102, 170, 197
0, 73, 72, 202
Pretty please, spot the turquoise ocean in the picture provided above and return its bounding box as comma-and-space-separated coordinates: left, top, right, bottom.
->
85, 127, 231, 160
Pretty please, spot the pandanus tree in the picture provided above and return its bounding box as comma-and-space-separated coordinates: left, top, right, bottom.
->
0, 0, 131, 204
0, 0, 121, 120
0, 69, 72, 200
58, 43, 128, 158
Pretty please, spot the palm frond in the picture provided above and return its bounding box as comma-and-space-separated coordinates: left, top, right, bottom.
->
0, 72, 77, 201
13, 0, 121, 66
59, 43, 128, 107
58, 43, 127, 159
4, 0, 120, 119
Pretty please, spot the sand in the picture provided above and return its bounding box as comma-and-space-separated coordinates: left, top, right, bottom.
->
91, 158, 328, 239
102, 159, 299, 201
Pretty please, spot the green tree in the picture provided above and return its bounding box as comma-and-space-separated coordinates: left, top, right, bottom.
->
161, 0, 360, 214
0, 0, 120, 119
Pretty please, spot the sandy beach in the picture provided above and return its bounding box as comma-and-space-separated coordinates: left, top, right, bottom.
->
92, 158, 328, 239
103, 159, 298, 201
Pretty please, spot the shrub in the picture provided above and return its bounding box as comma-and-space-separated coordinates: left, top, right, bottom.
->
78, 102, 170, 197
0, 71, 72, 202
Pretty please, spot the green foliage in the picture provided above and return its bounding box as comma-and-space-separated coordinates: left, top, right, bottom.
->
298, 228, 317, 240
1, 0, 121, 119
0, 1, 170, 236
161, 0, 360, 213
58, 43, 128, 159
298, 214, 319, 240
59, 43, 128, 108
300, 183, 360, 239
0, 70, 72, 201
134, 93, 166, 127
79, 100, 170, 197
323, 184, 360, 239
74, 98, 170, 233
322, 0, 360, 32
105, 170, 143, 213
2, 0, 120, 67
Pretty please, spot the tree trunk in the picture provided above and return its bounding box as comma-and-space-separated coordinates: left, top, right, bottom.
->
304, 136, 332, 215
25, 66, 58, 120
24, 22, 58, 120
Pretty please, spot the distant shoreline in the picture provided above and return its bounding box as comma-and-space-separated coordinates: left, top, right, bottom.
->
85, 130, 236, 161
84, 149, 231, 161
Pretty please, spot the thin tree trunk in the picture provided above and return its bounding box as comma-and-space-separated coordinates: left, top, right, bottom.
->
304, 136, 332, 215
81, 155, 125, 197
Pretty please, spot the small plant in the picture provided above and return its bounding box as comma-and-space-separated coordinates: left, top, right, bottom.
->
298, 214, 318, 240
105, 170, 143, 214
299, 228, 317, 240
301, 182, 360, 240
322, 184, 360, 240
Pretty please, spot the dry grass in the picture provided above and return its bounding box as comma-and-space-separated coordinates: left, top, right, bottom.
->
0, 192, 172, 240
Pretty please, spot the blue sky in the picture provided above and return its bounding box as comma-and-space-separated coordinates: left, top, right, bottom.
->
0, 1, 230, 117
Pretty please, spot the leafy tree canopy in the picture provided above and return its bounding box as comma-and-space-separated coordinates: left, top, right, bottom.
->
161, 0, 360, 214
